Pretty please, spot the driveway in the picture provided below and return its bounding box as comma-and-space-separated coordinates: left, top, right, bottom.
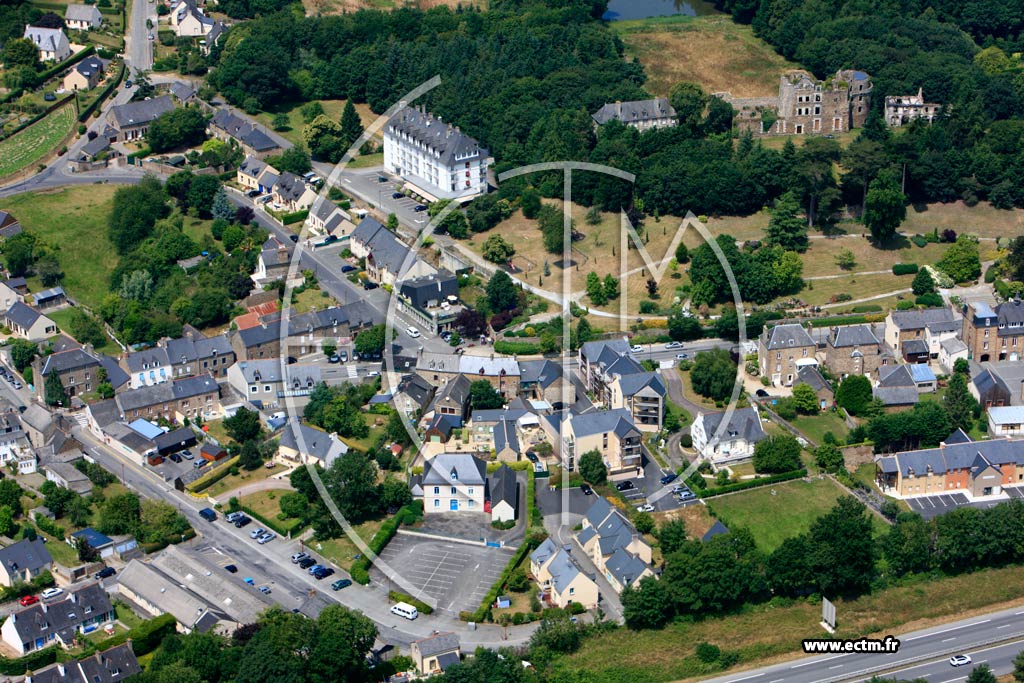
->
904, 489, 1014, 520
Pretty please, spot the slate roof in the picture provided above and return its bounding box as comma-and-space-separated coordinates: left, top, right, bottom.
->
615, 371, 665, 398
874, 365, 918, 405
583, 496, 613, 530
422, 453, 486, 486
0, 538, 51, 577
531, 537, 558, 567
796, 365, 830, 393
890, 307, 956, 331
115, 375, 218, 413
519, 359, 562, 389
238, 155, 272, 180
287, 306, 356, 335
489, 464, 518, 511
109, 95, 174, 129
425, 413, 461, 437
124, 346, 171, 374
762, 323, 815, 350
386, 105, 487, 166
5, 301, 41, 330
232, 359, 320, 386
592, 98, 676, 125
972, 367, 1010, 400
65, 4, 102, 23
568, 408, 638, 439
353, 217, 417, 278
24, 26, 68, 54
829, 324, 880, 348
398, 373, 435, 410
7, 581, 112, 647
698, 407, 765, 443
32, 643, 140, 683
400, 270, 458, 310
945, 428, 973, 445
236, 319, 281, 347
902, 339, 929, 355
580, 338, 632, 364
240, 127, 278, 152
153, 427, 195, 452
279, 422, 348, 463
701, 520, 730, 542
414, 631, 460, 658
432, 374, 471, 408
545, 547, 585, 594
274, 172, 308, 203
40, 348, 100, 375
73, 55, 104, 79
80, 134, 110, 159
169, 81, 195, 102
940, 337, 968, 355
604, 547, 649, 587
879, 437, 1024, 477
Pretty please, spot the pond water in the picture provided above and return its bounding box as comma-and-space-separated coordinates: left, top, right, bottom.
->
602, 0, 721, 20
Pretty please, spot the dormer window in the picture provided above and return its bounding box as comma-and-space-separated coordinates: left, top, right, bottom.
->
450, 469, 458, 480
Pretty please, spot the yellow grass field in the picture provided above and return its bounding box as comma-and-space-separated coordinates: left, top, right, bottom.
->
614, 15, 799, 98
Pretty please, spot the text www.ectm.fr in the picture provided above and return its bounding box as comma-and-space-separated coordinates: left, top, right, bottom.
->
802, 637, 901, 654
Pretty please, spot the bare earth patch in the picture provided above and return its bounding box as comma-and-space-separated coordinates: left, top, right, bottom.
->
614, 15, 799, 98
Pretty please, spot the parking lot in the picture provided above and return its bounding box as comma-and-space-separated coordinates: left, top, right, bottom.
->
374, 534, 515, 614
609, 454, 693, 513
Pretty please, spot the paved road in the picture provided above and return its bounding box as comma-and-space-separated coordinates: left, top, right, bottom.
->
126, 0, 153, 74
73, 423, 535, 648
699, 605, 1024, 683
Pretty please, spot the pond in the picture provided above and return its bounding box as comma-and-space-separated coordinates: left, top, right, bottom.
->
602, 0, 721, 20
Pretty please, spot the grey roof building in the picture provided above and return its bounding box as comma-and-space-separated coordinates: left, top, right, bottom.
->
592, 98, 677, 129
422, 452, 486, 487
873, 365, 919, 407
2, 581, 114, 655
762, 323, 816, 350
109, 96, 175, 131
399, 270, 458, 311
279, 422, 348, 467
0, 539, 51, 586
30, 643, 141, 683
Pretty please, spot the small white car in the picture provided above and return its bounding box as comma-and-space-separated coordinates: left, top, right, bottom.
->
636, 504, 655, 513
257, 532, 277, 544
406, 327, 421, 338
630, 344, 643, 353
949, 655, 972, 667
675, 353, 690, 360
665, 341, 682, 349
41, 587, 63, 600
249, 527, 266, 539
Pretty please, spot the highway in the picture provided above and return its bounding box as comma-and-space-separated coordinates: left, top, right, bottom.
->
700, 606, 1024, 683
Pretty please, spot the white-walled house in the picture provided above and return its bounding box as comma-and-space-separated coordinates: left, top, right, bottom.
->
23, 26, 70, 62
988, 406, 1024, 438
383, 104, 488, 202
690, 407, 766, 466
420, 453, 487, 513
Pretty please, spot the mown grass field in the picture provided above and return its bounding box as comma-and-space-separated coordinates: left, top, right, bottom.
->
706, 477, 847, 552
788, 410, 848, 446
313, 518, 385, 571
0, 102, 76, 177
614, 15, 798, 98
555, 564, 1024, 683
2, 185, 119, 309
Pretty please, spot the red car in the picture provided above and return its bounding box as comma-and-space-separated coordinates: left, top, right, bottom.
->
19, 595, 38, 607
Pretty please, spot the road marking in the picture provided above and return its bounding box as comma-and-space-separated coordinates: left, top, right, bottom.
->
828, 664, 844, 669
906, 619, 990, 641
937, 678, 965, 683
941, 637, 956, 642
723, 674, 764, 683
998, 624, 1012, 628
791, 654, 846, 669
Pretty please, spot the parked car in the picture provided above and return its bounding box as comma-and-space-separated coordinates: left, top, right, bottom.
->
125, 80, 132, 88
313, 567, 334, 580
94, 566, 116, 580
391, 192, 404, 199
636, 504, 655, 513
199, 508, 217, 522
755, 388, 770, 397
338, 350, 347, 362
580, 483, 593, 495
331, 578, 352, 591
11, 381, 20, 390
341, 264, 357, 273
246, 189, 261, 198
949, 655, 972, 667
289, 234, 299, 243
193, 460, 207, 469
328, 354, 341, 364
257, 532, 276, 544
665, 341, 683, 349
226, 512, 245, 524
224, 564, 238, 573
234, 516, 251, 528
660, 472, 678, 485
298, 557, 316, 569
19, 595, 38, 606
615, 480, 636, 492
525, 451, 538, 463
308, 564, 324, 575
168, 453, 182, 463
249, 527, 267, 539
406, 326, 421, 338
41, 587, 63, 600
291, 552, 309, 564
363, 281, 379, 290
678, 489, 696, 501
181, 450, 194, 460
413, 204, 428, 212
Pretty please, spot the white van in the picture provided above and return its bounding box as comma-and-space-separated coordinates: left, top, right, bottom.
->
390, 602, 418, 620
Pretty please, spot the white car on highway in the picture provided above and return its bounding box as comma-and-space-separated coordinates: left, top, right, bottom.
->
406, 326, 421, 338
949, 655, 972, 667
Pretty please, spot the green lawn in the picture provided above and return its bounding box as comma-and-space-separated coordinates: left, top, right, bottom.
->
311, 518, 385, 572
706, 478, 848, 552
338, 413, 385, 453
254, 99, 378, 147
0, 102, 77, 177
115, 601, 143, 629
2, 185, 120, 310
790, 411, 849, 446
206, 462, 286, 498
46, 308, 121, 356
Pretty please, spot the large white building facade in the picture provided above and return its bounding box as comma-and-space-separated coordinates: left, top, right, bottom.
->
383, 104, 489, 202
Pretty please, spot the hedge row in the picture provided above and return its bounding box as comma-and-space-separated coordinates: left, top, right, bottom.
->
89, 613, 177, 658
493, 340, 541, 355
388, 590, 433, 615
186, 455, 240, 493
38, 46, 96, 85
0, 645, 58, 676
349, 501, 423, 584
698, 469, 807, 499
0, 93, 75, 143
239, 503, 305, 539
460, 538, 537, 623
35, 516, 64, 540
78, 62, 125, 122
892, 263, 919, 275
139, 526, 196, 554
280, 209, 309, 225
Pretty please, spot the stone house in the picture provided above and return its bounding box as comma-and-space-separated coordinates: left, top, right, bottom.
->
758, 323, 817, 387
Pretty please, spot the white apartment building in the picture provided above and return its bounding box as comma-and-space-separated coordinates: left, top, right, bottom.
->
383, 104, 488, 202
